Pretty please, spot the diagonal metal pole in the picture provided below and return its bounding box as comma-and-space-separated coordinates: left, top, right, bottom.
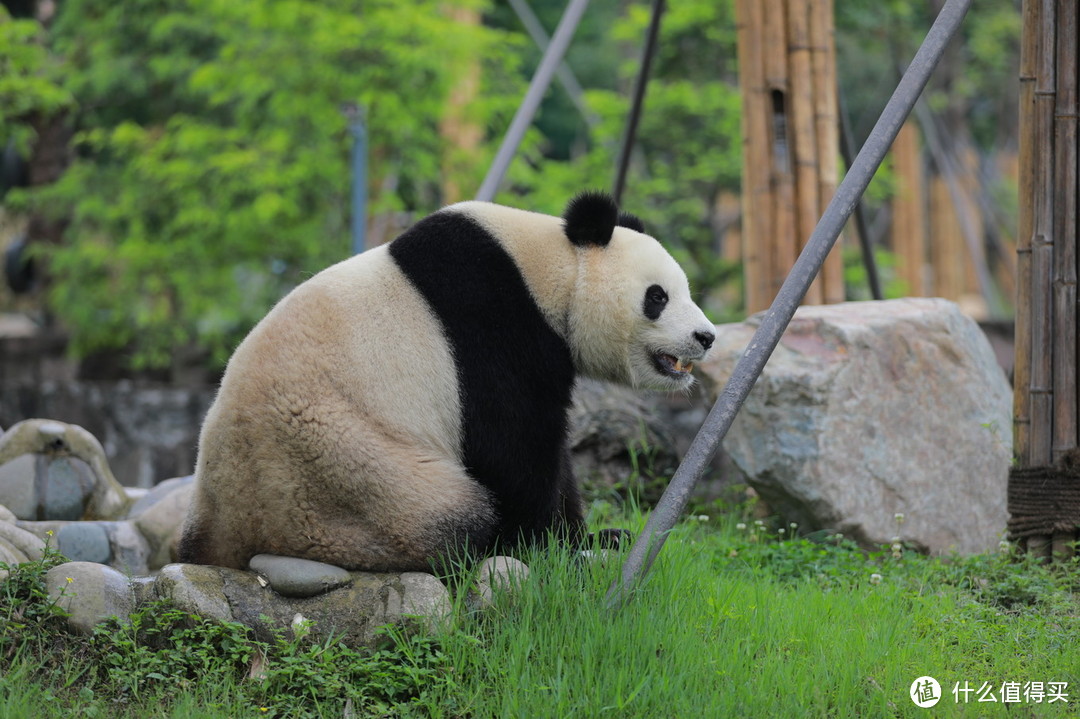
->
507, 0, 599, 128
605, 0, 973, 609
613, 0, 665, 205
476, 0, 590, 202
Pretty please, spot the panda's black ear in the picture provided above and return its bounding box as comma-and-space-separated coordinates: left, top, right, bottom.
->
617, 212, 645, 234
562, 191, 618, 247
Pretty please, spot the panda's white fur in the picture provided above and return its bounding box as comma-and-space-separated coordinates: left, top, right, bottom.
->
179, 192, 714, 571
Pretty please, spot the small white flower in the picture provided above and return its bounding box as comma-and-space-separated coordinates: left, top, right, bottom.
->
735, 522, 747, 531
998, 540, 1012, 553
894, 513, 905, 525
695, 515, 710, 522
777, 527, 785, 535
869, 573, 883, 585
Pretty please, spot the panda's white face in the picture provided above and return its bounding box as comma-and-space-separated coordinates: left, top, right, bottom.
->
571, 227, 715, 392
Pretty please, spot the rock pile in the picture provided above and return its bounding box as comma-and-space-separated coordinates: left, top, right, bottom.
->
0, 418, 530, 644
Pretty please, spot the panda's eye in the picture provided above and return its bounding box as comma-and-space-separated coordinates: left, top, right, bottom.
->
643, 284, 668, 321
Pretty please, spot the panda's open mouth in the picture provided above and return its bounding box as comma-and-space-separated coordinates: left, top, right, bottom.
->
651, 351, 694, 378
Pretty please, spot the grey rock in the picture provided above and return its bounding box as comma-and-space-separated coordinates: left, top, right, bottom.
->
56, 522, 111, 565
249, 554, 353, 598
699, 298, 1011, 554
0, 419, 131, 520
40, 456, 95, 520
0, 518, 45, 561
130, 575, 157, 605
473, 556, 530, 609
0, 503, 15, 523
133, 483, 193, 570
128, 475, 193, 518
0, 539, 29, 566
396, 572, 453, 633
569, 378, 679, 498
155, 563, 234, 623
154, 563, 451, 646
102, 521, 151, 575
45, 561, 135, 635
0, 455, 37, 519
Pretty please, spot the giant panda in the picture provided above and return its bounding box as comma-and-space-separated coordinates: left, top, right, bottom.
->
178, 191, 715, 572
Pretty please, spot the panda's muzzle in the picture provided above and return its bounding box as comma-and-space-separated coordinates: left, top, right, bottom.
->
651, 351, 694, 378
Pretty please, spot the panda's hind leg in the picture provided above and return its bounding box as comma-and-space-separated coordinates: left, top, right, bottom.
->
284, 430, 499, 573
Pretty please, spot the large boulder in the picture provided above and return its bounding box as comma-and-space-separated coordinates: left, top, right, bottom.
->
699, 298, 1011, 554
569, 378, 680, 499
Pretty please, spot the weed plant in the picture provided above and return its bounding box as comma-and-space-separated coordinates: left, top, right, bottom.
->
0, 503, 1077, 717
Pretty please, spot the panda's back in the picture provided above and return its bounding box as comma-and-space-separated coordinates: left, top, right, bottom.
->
209, 243, 464, 463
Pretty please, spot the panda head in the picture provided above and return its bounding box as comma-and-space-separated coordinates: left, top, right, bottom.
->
562, 191, 715, 392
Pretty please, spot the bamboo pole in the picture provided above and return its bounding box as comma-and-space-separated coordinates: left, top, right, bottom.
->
765, 0, 795, 301
1051, 0, 1077, 462
810, 0, 845, 304
1029, 0, 1056, 468
891, 121, 926, 295
958, 147, 983, 301
736, 0, 772, 313
930, 173, 964, 300
1014, 0, 1038, 464
787, 0, 823, 304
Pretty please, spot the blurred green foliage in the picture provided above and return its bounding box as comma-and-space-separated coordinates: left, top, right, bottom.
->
0, 11, 71, 152
2, 0, 1021, 370
9, 0, 518, 369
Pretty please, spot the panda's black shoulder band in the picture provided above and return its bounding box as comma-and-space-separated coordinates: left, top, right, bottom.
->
562, 191, 619, 247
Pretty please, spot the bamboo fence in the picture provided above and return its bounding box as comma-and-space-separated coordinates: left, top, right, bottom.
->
1010, 0, 1080, 559
891, 121, 927, 296
735, 0, 844, 314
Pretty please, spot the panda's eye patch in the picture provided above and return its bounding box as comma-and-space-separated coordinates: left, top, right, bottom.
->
643, 284, 668, 320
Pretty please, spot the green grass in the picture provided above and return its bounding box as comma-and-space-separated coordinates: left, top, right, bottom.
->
1, 508, 1077, 718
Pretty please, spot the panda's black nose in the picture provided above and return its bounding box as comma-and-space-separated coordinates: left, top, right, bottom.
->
694, 330, 715, 351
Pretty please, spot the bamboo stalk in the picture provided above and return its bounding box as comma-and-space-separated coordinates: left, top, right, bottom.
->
930, 173, 964, 300
1029, 0, 1057, 468
766, 1, 795, 302
810, 0, 845, 303
1051, 0, 1078, 461
786, 0, 823, 304
959, 147, 985, 302
736, 0, 773, 313
1014, 0, 1039, 465
892, 121, 926, 296
763, 0, 788, 90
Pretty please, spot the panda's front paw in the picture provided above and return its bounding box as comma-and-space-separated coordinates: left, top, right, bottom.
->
590, 528, 633, 551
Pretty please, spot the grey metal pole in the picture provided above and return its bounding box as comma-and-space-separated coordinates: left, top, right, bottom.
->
476, 0, 590, 202
507, 0, 598, 128
345, 103, 368, 255
605, 0, 973, 609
